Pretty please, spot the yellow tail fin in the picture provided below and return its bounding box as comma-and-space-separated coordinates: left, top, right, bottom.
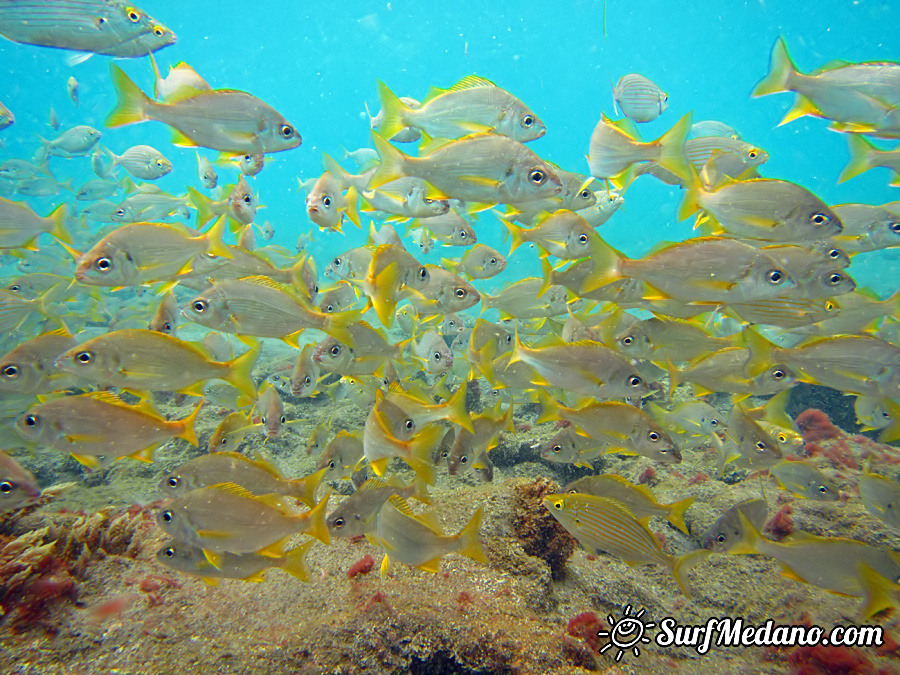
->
279, 539, 315, 582
105, 64, 151, 127
752, 37, 796, 97
376, 81, 411, 142
301, 490, 331, 545
176, 399, 205, 446
369, 131, 408, 189
655, 113, 692, 183
666, 496, 695, 535
45, 203, 71, 244
226, 344, 260, 400
457, 507, 487, 563
838, 134, 875, 183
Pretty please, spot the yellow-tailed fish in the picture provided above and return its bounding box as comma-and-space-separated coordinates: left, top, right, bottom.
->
540, 427, 604, 468
306, 171, 359, 232
316, 430, 364, 482
148, 290, 178, 335
770, 460, 840, 501
109, 144, 171, 180
855, 397, 900, 443
208, 411, 258, 452
0, 329, 79, 395
0, 450, 41, 511
255, 381, 286, 439
447, 404, 513, 476
157, 538, 314, 585
327, 476, 430, 539
588, 112, 691, 181
0, 198, 69, 249
505, 209, 595, 260
859, 472, 900, 531
701, 499, 768, 553
441, 244, 507, 280
409, 210, 476, 245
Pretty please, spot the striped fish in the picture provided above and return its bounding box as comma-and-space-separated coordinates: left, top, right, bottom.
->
613, 74, 668, 123
544, 493, 708, 596
684, 136, 769, 175
0, 0, 175, 57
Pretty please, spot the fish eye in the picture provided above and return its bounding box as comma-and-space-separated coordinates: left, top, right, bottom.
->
889, 222, 900, 234
167, 476, 179, 488
440, 450, 450, 459
243, 155, 252, 161
153, 25, 164, 37
162, 322, 172, 333
748, 150, 758, 159
578, 234, 589, 244
827, 273, 843, 285
219, 438, 228, 446
8, 285, 19, 292
552, 500, 563, 510
778, 434, 788, 443
716, 533, 726, 543
330, 345, 341, 356
192, 300, 207, 313
0, 481, 13, 493
322, 197, 332, 207
522, 115, 535, 127
528, 169, 546, 184
76, 351, 94, 364
552, 444, 562, 453
459, 230, 467, 239
460, 455, 468, 464
505, 334, 512, 343
629, 376, 643, 387
818, 485, 828, 493
115, 208, 126, 217
710, 419, 719, 427
156, 160, 164, 168
580, 189, 591, 199
767, 269, 784, 284
261, 416, 267, 424
163, 546, 176, 557
328, 460, 335, 469
827, 248, 841, 259
454, 287, 467, 298
433, 352, 442, 361
280, 416, 286, 424
648, 431, 660, 442
2, 364, 18, 378
95, 257, 112, 272
810, 213, 830, 226
161, 510, 173, 522
772, 368, 786, 380
23, 414, 38, 427
755, 441, 768, 452
333, 517, 345, 528
325, 304, 334, 312
418, 267, 429, 281
332, 257, 341, 267
280, 125, 295, 138
304, 376, 311, 385
404, 419, 414, 431
489, 257, 497, 265
126, 8, 141, 21
242, 195, 252, 204
621, 335, 634, 346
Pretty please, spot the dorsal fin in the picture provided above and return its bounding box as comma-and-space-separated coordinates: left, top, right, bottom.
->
387, 494, 415, 517
82, 391, 130, 407
208, 481, 260, 500
448, 74, 497, 91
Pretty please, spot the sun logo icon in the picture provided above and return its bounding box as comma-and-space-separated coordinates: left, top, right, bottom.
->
597, 605, 655, 662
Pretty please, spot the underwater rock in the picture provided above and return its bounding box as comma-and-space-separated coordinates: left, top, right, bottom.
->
511, 477, 576, 582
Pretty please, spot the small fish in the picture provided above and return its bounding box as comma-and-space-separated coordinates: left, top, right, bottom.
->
447, 405, 512, 476
40, 125, 102, 156
15, 392, 202, 468
318, 283, 358, 314
196, 151, 218, 189
588, 113, 691, 180
148, 290, 179, 335
669, 347, 797, 399
859, 472, 900, 531
156, 482, 330, 560
306, 171, 359, 232
575, 188, 624, 227
15, 175, 72, 197
0, 328, 79, 395
0, 0, 176, 57
0, 198, 69, 249
613, 74, 668, 122
607, 315, 733, 364
723, 402, 784, 470
316, 430, 364, 481
258, 221, 274, 241
770, 460, 840, 501
255, 381, 286, 438
361, 178, 450, 220
327, 476, 430, 539
377, 76, 545, 142
729, 511, 900, 619
110, 145, 172, 180
363, 390, 442, 482
545, 493, 708, 597
67, 76, 79, 106
505, 209, 596, 260
237, 152, 265, 176
855, 397, 900, 443
370, 132, 562, 205
411, 330, 453, 374
160, 452, 323, 508
75, 178, 122, 201
562, 474, 694, 534
0, 100, 13, 129
684, 136, 768, 176
150, 56, 211, 101
157, 538, 313, 585
481, 278, 571, 320
0, 158, 44, 181
538, 392, 680, 464
701, 499, 768, 553
540, 427, 603, 467
411, 210, 476, 246
646, 400, 728, 442
106, 65, 301, 155
0, 450, 41, 511
831, 202, 900, 254
290, 344, 321, 397
208, 411, 257, 452
373, 495, 486, 574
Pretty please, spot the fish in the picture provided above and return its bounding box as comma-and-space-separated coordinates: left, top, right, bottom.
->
840, 135, 900, 185
370, 131, 562, 205
73, 219, 229, 287
156, 482, 330, 561
318, 283, 359, 314
109, 145, 172, 180
106, 65, 301, 155
290, 344, 321, 397
255, 381, 286, 438
0, 328, 79, 395
208, 412, 257, 452
305, 420, 333, 456
66, 75, 79, 106
360, 177, 450, 219
701, 499, 768, 553
55, 329, 259, 398
0, 198, 69, 249
15, 392, 202, 468
575, 188, 624, 227
306, 171, 359, 232
373, 494, 486, 574
540, 427, 603, 467
722, 402, 784, 470
446, 405, 513, 476
683, 136, 768, 176
237, 152, 265, 176
669, 347, 797, 399
481, 278, 571, 320
377, 76, 545, 142
196, 151, 218, 189
770, 460, 840, 501
0, 0, 175, 57
150, 55, 211, 101
316, 430, 364, 482
679, 176, 843, 243
505, 209, 596, 260
409, 265, 481, 318
411, 330, 453, 374
859, 472, 900, 531
39, 125, 101, 156
562, 474, 694, 534
156, 538, 314, 585
148, 291, 178, 335
0, 159, 44, 181
181, 276, 359, 347
160, 452, 323, 509
646, 400, 728, 443
0, 450, 41, 511
855, 397, 900, 443
75, 178, 122, 201
729, 512, 900, 619
15, 174, 72, 197
831, 202, 900, 254
537, 392, 680, 464
544, 493, 708, 597
367, 96, 422, 143
410, 210, 477, 246
588, 113, 691, 180
327, 476, 430, 539
613, 74, 668, 122
605, 314, 734, 364
0, 100, 13, 129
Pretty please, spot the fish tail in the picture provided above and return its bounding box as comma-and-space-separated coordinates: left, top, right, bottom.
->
324, 308, 364, 345
456, 507, 488, 563
105, 64, 151, 127
368, 260, 401, 327
280, 539, 315, 583
187, 186, 219, 227
344, 186, 362, 228
148, 52, 163, 100
369, 131, 408, 189
838, 134, 876, 183
175, 399, 205, 446
322, 152, 353, 189
226, 344, 260, 400
406, 425, 442, 485
655, 113, 692, 183
666, 357, 680, 400
676, 166, 703, 221
580, 232, 624, 293
376, 81, 410, 141
202, 215, 233, 259
728, 511, 764, 556
287, 467, 327, 509
535, 389, 561, 424
878, 400, 900, 444
500, 212, 527, 253
741, 326, 777, 378
671, 549, 711, 598
858, 562, 900, 620
752, 36, 796, 97
666, 496, 695, 534
301, 489, 332, 544
45, 203, 72, 244
446, 382, 474, 433
411, 475, 432, 505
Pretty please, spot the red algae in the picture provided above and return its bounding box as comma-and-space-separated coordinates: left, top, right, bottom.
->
347, 555, 376, 579
687, 472, 709, 486
796, 409, 842, 442
766, 504, 794, 541
637, 466, 657, 485
566, 611, 604, 652
786, 644, 878, 675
